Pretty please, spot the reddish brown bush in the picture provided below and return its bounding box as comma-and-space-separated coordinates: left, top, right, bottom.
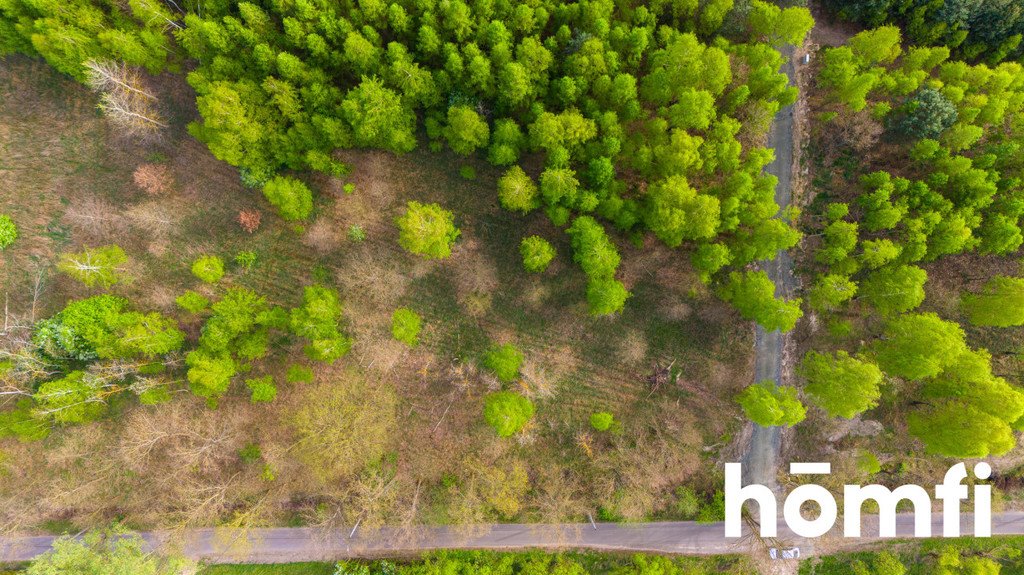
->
133, 164, 173, 195
238, 209, 261, 233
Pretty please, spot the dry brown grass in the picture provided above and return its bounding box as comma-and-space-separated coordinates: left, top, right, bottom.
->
302, 218, 342, 253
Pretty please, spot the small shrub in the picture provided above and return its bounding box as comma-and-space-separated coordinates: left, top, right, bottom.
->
589, 411, 616, 432
483, 343, 524, 383
348, 224, 367, 242
286, 364, 314, 384
391, 307, 423, 347
483, 391, 535, 437
263, 176, 313, 221
396, 201, 460, 259
191, 255, 225, 283
459, 165, 476, 180
261, 464, 276, 481
343, 182, 356, 195
238, 209, 261, 233
234, 250, 258, 269
175, 290, 210, 313
246, 375, 277, 403
520, 236, 556, 272
0, 215, 16, 250
857, 450, 882, 475
239, 443, 262, 464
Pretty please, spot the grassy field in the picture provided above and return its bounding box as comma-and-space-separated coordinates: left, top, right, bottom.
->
0, 54, 754, 533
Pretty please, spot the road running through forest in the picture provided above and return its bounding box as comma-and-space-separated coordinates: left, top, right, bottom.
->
741, 45, 799, 495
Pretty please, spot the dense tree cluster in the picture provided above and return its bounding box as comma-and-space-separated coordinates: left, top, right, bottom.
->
803, 26, 1024, 457
823, 0, 1024, 64
1, 0, 815, 325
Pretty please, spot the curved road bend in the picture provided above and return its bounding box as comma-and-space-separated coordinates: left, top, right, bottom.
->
3, 514, 1024, 564
742, 45, 799, 494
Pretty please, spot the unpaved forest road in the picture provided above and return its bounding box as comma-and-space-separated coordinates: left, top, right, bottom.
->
741, 45, 798, 495
3, 514, 1024, 564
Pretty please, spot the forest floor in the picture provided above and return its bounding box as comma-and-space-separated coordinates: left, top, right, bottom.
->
0, 55, 754, 533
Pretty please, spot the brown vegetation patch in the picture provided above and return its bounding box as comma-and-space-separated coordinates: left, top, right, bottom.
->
133, 163, 174, 195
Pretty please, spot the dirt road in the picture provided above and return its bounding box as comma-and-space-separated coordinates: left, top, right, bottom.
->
741, 45, 799, 494
3, 513, 1024, 564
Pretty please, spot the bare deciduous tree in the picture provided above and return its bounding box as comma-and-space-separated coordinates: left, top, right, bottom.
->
85, 60, 168, 139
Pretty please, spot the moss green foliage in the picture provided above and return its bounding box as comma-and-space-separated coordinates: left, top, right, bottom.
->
859, 265, 927, 316
497, 166, 539, 214
234, 250, 258, 270
262, 176, 313, 221
483, 391, 535, 437
808, 28, 1024, 457
520, 236, 555, 273
175, 290, 210, 313
0, 0, 176, 80
718, 271, 802, 332
0, 214, 17, 249
286, 364, 314, 384
289, 285, 352, 363
874, 313, 966, 380
332, 550, 752, 575
807, 274, 858, 312
186, 287, 284, 400
2, 0, 820, 324
23, 529, 192, 575
482, 343, 524, 383
799, 351, 883, 419
856, 450, 881, 475
191, 255, 225, 284
396, 201, 460, 259
58, 245, 128, 288
589, 412, 616, 432
33, 295, 184, 362
736, 380, 805, 427
458, 165, 476, 180
390, 307, 422, 347
802, 539, 1024, 575
567, 216, 630, 315
245, 375, 277, 403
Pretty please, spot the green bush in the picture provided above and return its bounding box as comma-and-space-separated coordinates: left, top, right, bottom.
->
263, 176, 313, 221
483, 391, 535, 437
347, 225, 366, 242
482, 343, 524, 383
192, 255, 225, 283
391, 308, 422, 347
589, 412, 616, 432
0, 215, 17, 250
396, 201, 460, 259
175, 290, 210, 313
235, 250, 258, 269
520, 236, 556, 273
246, 376, 277, 403
459, 165, 476, 180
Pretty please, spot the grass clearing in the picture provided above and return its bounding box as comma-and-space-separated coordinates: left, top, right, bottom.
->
0, 54, 752, 532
